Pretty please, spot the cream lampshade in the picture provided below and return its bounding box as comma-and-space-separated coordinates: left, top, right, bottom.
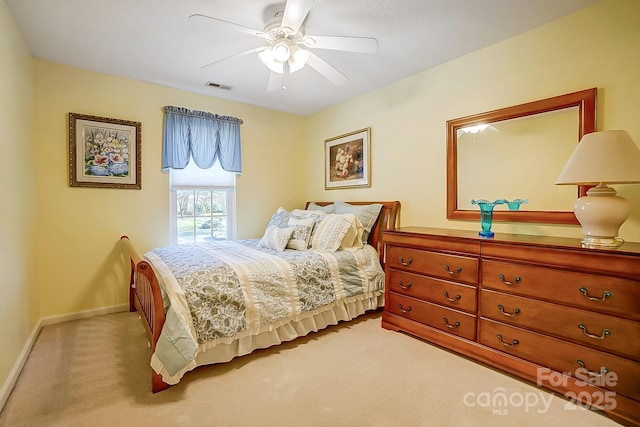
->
556, 130, 640, 247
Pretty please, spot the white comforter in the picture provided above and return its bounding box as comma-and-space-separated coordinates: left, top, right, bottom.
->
144, 239, 385, 384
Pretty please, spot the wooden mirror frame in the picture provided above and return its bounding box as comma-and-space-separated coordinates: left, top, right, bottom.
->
446, 88, 597, 225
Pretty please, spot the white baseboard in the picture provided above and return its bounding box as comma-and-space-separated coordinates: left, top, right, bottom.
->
0, 304, 129, 412
40, 303, 128, 327
0, 317, 43, 413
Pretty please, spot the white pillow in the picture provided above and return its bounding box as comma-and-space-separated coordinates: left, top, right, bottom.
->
311, 213, 360, 252
291, 208, 327, 223
307, 202, 335, 213
259, 226, 295, 251
339, 216, 365, 250
286, 216, 315, 250
334, 201, 383, 244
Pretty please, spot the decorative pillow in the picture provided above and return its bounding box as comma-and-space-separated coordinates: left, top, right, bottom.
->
339, 216, 365, 251
259, 226, 295, 251
334, 201, 383, 244
310, 213, 358, 252
291, 208, 327, 223
307, 202, 335, 213
286, 216, 315, 250
265, 207, 291, 229
291, 209, 328, 244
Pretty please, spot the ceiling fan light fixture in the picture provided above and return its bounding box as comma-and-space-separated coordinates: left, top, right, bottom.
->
273, 41, 291, 62
258, 48, 284, 73
288, 45, 310, 73
460, 124, 489, 134
259, 40, 310, 74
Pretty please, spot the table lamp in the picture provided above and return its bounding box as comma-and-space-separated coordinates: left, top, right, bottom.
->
555, 130, 640, 247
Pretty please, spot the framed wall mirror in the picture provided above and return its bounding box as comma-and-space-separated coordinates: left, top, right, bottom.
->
446, 88, 597, 225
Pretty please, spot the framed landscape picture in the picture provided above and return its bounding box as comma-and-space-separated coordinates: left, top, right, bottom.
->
324, 127, 371, 189
69, 112, 141, 189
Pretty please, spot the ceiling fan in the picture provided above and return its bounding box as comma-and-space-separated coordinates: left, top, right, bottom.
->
190, 0, 378, 91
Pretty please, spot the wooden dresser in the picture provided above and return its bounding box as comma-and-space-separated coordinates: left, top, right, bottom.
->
382, 227, 640, 426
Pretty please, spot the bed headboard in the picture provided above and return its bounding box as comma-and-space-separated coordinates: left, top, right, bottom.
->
304, 201, 401, 265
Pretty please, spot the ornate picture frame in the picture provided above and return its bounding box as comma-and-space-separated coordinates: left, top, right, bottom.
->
324, 127, 371, 189
69, 112, 142, 189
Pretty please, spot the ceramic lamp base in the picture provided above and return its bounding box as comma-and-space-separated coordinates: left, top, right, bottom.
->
574, 185, 629, 248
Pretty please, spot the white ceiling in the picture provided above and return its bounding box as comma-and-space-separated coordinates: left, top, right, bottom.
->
6, 0, 600, 116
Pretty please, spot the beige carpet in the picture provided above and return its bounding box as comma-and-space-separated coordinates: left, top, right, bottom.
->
0, 311, 622, 427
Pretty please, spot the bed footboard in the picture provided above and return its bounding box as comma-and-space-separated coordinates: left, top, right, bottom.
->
120, 236, 169, 393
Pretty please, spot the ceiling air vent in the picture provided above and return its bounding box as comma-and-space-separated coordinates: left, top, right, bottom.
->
206, 81, 232, 90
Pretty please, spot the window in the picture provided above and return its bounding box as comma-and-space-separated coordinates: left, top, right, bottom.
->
170, 160, 236, 244
162, 105, 242, 244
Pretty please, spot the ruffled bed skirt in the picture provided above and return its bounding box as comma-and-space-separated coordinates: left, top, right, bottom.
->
151, 292, 384, 385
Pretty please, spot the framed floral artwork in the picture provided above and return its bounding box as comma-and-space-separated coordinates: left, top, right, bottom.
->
324, 127, 371, 189
69, 112, 142, 189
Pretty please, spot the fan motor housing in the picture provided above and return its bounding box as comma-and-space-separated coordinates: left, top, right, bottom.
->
263, 8, 305, 44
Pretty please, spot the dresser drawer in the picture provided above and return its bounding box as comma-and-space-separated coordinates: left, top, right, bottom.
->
386, 246, 478, 285
387, 292, 476, 340
482, 259, 640, 320
479, 318, 640, 401
388, 269, 477, 313
480, 289, 640, 361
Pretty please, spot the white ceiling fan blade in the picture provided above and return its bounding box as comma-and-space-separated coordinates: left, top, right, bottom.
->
306, 52, 349, 86
281, 0, 313, 33
304, 35, 378, 54
201, 46, 266, 69
189, 14, 265, 39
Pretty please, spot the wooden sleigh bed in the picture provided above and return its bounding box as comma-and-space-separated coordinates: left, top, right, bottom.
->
121, 201, 400, 393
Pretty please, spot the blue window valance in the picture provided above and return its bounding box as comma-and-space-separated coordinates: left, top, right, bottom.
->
162, 106, 243, 173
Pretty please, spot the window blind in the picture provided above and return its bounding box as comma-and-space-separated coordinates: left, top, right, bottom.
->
169, 158, 235, 190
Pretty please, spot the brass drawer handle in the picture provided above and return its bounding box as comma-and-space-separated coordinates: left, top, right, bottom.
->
579, 287, 613, 302
577, 359, 609, 377
398, 256, 413, 267
398, 280, 413, 290
443, 264, 462, 276
496, 334, 519, 347
578, 323, 611, 340
442, 317, 460, 329
497, 304, 521, 317
443, 291, 461, 303
498, 274, 521, 286
397, 304, 412, 313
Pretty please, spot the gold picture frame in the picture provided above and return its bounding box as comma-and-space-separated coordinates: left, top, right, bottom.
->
69, 112, 141, 189
324, 127, 371, 189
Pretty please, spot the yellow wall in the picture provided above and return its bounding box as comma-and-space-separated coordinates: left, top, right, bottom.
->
306, 0, 640, 242
32, 60, 307, 318
0, 0, 36, 390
